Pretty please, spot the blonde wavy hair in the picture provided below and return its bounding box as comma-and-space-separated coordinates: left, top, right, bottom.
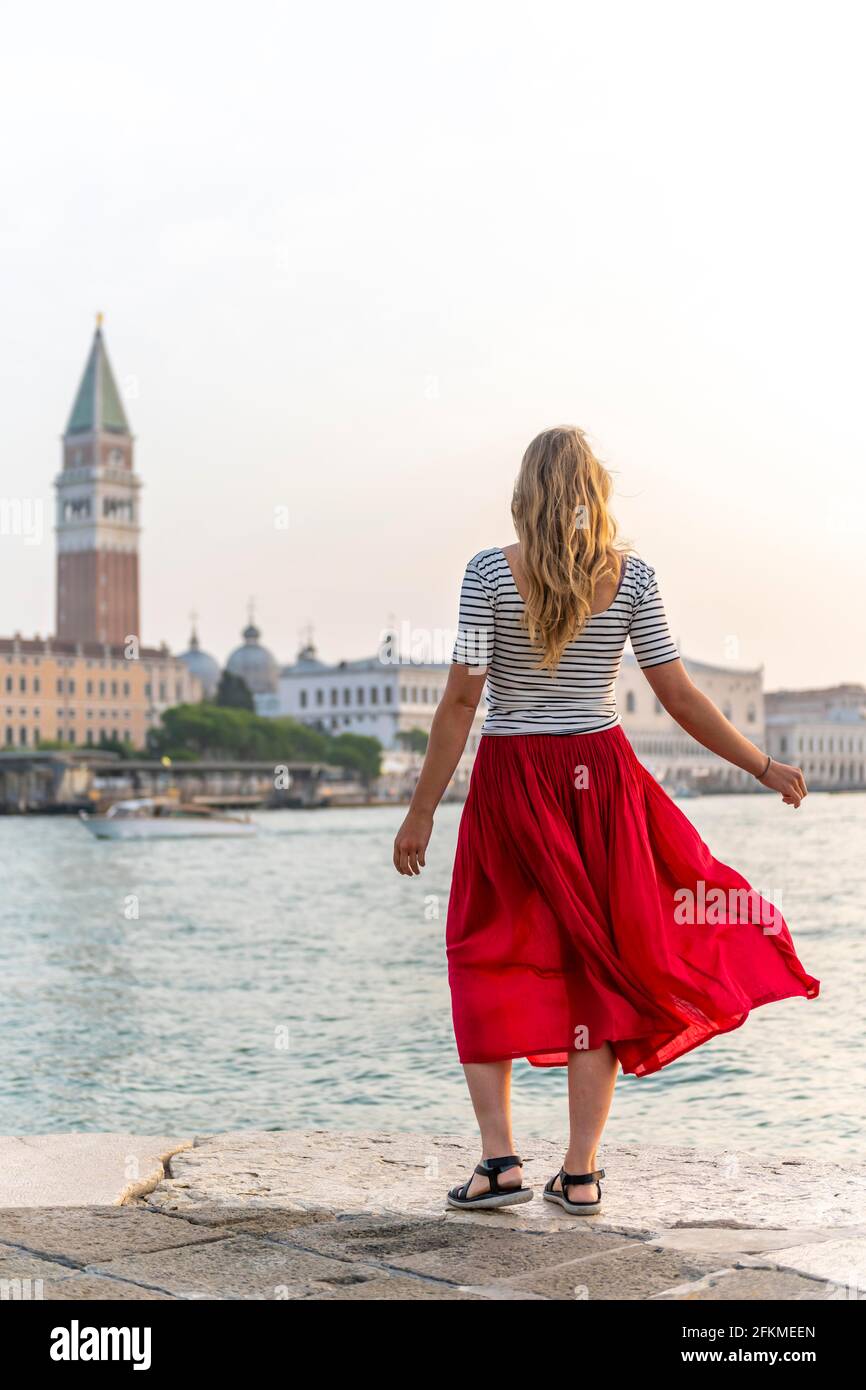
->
511, 426, 625, 671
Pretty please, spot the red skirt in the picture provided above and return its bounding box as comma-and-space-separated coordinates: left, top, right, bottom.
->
446, 727, 819, 1077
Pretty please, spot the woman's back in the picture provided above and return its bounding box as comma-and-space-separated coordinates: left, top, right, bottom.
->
453, 547, 679, 735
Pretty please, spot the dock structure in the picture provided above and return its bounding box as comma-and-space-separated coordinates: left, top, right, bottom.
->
0, 752, 351, 813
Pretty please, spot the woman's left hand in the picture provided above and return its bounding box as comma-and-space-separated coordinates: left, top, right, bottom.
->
393, 808, 433, 875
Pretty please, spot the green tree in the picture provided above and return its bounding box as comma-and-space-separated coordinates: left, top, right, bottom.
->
96, 734, 133, 758
326, 732, 382, 785
147, 704, 381, 781
396, 727, 429, 754
215, 671, 255, 710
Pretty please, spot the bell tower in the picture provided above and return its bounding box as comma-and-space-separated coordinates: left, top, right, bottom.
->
55, 316, 141, 645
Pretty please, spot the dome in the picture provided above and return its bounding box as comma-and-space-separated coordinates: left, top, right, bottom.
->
226, 615, 278, 695
291, 640, 329, 674
179, 626, 221, 699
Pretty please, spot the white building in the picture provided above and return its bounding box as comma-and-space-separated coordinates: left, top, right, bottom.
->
764, 685, 866, 790
260, 640, 769, 792
256, 642, 486, 793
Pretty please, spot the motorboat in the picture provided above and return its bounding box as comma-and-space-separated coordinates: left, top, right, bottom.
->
79, 797, 258, 840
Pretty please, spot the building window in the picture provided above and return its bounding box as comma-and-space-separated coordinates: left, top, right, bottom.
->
343, 688, 351, 706
330, 688, 338, 706
384, 686, 393, 704
315, 689, 324, 706
300, 690, 308, 709
19, 727, 27, 745
57, 678, 64, 693
5, 727, 12, 745
370, 687, 379, 705
99, 681, 106, 696
4, 677, 11, 693
780, 736, 788, 754
357, 687, 365, 705
19, 676, 26, 692
625, 691, 636, 714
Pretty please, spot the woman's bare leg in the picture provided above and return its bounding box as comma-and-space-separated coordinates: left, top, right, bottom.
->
554, 1043, 619, 1203
461, 1060, 522, 1196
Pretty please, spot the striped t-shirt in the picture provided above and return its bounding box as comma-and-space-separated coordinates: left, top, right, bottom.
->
452, 549, 679, 736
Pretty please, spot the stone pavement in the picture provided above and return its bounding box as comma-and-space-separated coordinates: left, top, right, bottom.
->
1, 1130, 864, 1300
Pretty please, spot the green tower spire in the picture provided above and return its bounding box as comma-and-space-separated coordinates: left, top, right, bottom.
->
65, 313, 130, 436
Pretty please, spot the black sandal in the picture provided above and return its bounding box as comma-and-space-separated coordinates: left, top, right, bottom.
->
447, 1154, 534, 1210
543, 1166, 605, 1215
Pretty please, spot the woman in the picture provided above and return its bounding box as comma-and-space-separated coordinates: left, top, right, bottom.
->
392, 426, 819, 1215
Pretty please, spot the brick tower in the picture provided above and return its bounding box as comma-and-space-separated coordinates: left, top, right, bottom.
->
55, 317, 141, 645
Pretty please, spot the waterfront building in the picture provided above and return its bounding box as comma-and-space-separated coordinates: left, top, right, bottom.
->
765, 685, 866, 790
259, 641, 761, 790
179, 623, 222, 699
0, 634, 201, 750
618, 653, 765, 791
225, 612, 279, 696
256, 640, 486, 789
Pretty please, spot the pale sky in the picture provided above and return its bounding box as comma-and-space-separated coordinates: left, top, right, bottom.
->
2, 1, 864, 688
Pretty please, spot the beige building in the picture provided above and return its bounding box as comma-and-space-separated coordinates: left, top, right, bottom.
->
1, 636, 201, 751
765, 685, 866, 790
618, 652, 764, 790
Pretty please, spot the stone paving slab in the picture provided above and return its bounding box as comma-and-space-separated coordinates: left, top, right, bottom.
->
0, 1206, 232, 1265
0, 1134, 192, 1207
39, 1275, 178, 1301
651, 1224, 862, 1257
293, 1212, 635, 1283
0, 1243, 80, 1284
3, 1130, 864, 1300
147, 1131, 866, 1234
216, 1209, 338, 1239
741, 1237, 866, 1296
498, 1244, 732, 1300
655, 1267, 843, 1301
304, 1275, 488, 1301
89, 1234, 386, 1301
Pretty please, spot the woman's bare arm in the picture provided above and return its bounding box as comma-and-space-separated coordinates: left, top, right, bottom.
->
393, 664, 486, 875
642, 659, 807, 807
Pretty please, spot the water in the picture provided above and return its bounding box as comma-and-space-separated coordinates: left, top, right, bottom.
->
0, 795, 861, 1158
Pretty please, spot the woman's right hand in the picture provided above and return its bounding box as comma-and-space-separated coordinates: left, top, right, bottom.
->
759, 760, 808, 807
393, 807, 434, 875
